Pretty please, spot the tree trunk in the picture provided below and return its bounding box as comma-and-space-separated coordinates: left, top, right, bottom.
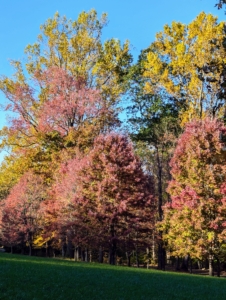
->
209, 255, 214, 276
134, 230, 139, 268
28, 231, 33, 256
81, 250, 85, 261
190, 257, 193, 274
98, 246, 103, 263
156, 147, 163, 222
89, 250, 92, 262
62, 242, 67, 258
125, 235, 131, 267
135, 251, 139, 267
158, 242, 165, 270
77, 247, 80, 261
146, 247, 150, 269
152, 232, 155, 263
85, 248, 88, 262
109, 246, 116, 265
204, 258, 209, 269
216, 258, 220, 277
66, 240, 73, 258
29, 242, 32, 256
181, 255, 189, 271
109, 224, 116, 265
46, 242, 48, 257
126, 251, 131, 267
74, 246, 79, 261
74, 247, 77, 261
156, 147, 165, 271
175, 256, 180, 271
199, 78, 204, 119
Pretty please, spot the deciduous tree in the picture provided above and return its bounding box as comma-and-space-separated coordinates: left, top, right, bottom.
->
44, 133, 155, 264
0, 10, 131, 186
161, 118, 226, 276
127, 50, 180, 268
144, 12, 226, 124
0, 172, 46, 255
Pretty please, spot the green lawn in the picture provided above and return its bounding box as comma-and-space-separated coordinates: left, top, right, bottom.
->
0, 253, 225, 300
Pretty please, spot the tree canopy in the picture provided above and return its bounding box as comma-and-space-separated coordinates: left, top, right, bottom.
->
1, 6, 226, 275
144, 12, 226, 125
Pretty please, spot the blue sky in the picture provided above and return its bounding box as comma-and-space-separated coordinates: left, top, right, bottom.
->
0, 0, 225, 159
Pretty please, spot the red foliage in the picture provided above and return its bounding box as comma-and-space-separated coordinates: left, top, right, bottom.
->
0, 172, 45, 252
162, 117, 226, 259
3, 66, 113, 151
43, 133, 155, 254
36, 67, 104, 136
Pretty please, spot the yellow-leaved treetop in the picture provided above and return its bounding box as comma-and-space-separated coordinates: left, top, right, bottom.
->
16, 10, 131, 105
0, 10, 132, 192
144, 12, 226, 125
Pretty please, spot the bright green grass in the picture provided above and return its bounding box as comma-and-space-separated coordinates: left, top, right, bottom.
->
0, 253, 225, 300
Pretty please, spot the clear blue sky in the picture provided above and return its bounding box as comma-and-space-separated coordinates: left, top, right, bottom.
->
0, 0, 225, 159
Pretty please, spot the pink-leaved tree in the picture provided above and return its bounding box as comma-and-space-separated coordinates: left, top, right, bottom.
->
161, 117, 226, 276
0, 171, 46, 255
43, 133, 155, 264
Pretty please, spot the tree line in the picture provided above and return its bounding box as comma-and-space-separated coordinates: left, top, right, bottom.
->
1, 5, 226, 276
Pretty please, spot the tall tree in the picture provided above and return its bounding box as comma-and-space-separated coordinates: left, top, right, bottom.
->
0, 67, 112, 192
0, 172, 46, 255
0, 10, 132, 182
44, 133, 155, 264
161, 118, 226, 276
0, 10, 131, 118
127, 49, 180, 269
144, 12, 226, 124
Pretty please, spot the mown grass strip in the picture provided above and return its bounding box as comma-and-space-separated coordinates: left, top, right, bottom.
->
0, 253, 225, 300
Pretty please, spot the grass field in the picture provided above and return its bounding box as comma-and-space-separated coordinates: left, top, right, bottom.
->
0, 253, 226, 300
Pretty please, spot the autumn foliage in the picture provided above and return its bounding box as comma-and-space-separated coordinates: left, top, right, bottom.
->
0, 172, 46, 254
161, 118, 226, 274
42, 133, 155, 263
2, 8, 226, 276
144, 12, 226, 125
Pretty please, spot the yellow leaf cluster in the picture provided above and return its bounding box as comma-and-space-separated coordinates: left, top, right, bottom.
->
144, 12, 226, 125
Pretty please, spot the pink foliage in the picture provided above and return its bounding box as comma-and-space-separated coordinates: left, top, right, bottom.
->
44, 133, 155, 247
3, 66, 108, 151
164, 117, 226, 258
36, 67, 104, 136
170, 118, 224, 180
171, 186, 199, 210
0, 171, 45, 248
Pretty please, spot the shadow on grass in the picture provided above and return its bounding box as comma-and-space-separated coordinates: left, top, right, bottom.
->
0, 253, 226, 300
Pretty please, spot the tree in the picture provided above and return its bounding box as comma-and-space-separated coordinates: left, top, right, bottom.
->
23, 10, 131, 99
161, 118, 226, 276
0, 172, 46, 255
0, 10, 131, 128
144, 12, 226, 124
44, 133, 155, 264
0, 67, 114, 193
0, 155, 29, 202
127, 49, 180, 269
0, 10, 132, 186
